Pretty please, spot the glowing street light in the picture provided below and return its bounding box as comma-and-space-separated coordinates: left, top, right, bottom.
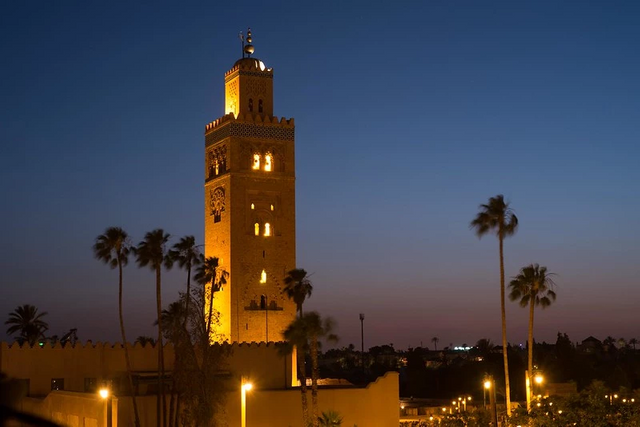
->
534, 374, 544, 385
483, 379, 491, 408
241, 380, 253, 427
99, 388, 110, 399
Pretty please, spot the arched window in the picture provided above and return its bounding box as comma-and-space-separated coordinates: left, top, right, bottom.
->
251, 203, 255, 210
264, 223, 271, 237
258, 99, 263, 113
264, 153, 272, 171
260, 269, 267, 284
248, 98, 253, 112
254, 223, 260, 236
260, 295, 266, 309
252, 153, 260, 170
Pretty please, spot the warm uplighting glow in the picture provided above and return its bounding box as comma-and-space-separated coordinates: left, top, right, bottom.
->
534, 375, 544, 384
264, 153, 272, 171
558, 410, 563, 414
260, 270, 267, 283
484, 380, 492, 389
254, 223, 260, 236
400, 404, 405, 410
98, 388, 109, 399
468, 396, 472, 401
264, 223, 271, 236
242, 382, 253, 392
253, 154, 261, 170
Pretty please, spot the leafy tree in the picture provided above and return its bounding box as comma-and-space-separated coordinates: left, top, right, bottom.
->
194, 256, 228, 341
283, 268, 313, 318
470, 194, 518, 415
167, 236, 201, 330
135, 229, 171, 427
93, 226, 141, 427
509, 263, 556, 411
5, 304, 48, 346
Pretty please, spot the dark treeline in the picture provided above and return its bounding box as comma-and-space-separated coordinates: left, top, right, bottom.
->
318, 333, 640, 400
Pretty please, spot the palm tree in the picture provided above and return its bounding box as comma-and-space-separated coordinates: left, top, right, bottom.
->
630, 338, 638, 351
508, 263, 556, 412
5, 304, 48, 346
305, 312, 338, 427
93, 227, 141, 427
318, 410, 343, 426
135, 336, 156, 346
194, 256, 228, 341
167, 236, 201, 330
135, 229, 171, 427
282, 316, 312, 427
431, 336, 439, 351
471, 194, 518, 415
155, 300, 187, 427
283, 268, 313, 318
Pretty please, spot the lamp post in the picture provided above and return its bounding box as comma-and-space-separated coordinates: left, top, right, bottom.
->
486, 376, 498, 426
99, 388, 110, 427
241, 379, 253, 427
483, 379, 491, 408
359, 313, 365, 372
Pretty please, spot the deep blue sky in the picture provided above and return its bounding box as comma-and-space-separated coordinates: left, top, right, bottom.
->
1, 1, 639, 350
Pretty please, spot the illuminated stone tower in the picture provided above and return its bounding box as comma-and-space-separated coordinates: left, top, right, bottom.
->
204, 30, 296, 343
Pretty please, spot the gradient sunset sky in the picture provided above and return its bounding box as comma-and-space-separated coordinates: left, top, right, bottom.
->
1, 1, 639, 350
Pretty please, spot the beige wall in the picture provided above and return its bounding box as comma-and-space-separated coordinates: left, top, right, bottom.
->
226, 372, 400, 427
0, 341, 293, 397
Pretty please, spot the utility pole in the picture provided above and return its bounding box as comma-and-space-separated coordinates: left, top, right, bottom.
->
359, 313, 365, 373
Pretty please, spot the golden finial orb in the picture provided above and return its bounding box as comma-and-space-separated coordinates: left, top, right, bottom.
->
244, 27, 255, 57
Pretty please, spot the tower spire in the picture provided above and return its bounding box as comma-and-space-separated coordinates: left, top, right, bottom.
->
243, 27, 255, 58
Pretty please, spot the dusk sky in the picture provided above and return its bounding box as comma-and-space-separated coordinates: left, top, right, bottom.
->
1, 1, 639, 350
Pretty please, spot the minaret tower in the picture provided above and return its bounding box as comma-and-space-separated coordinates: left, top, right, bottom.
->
204, 29, 296, 343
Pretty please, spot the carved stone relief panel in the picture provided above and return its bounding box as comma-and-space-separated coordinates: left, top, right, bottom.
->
209, 186, 225, 223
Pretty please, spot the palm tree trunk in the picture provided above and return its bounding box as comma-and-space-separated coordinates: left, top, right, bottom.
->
206, 285, 215, 342
168, 380, 176, 427
156, 267, 166, 427
119, 263, 141, 427
298, 347, 309, 427
310, 335, 320, 427
499, 237, 511, 416
527, 296, 535, 413
183, 265, 191, 331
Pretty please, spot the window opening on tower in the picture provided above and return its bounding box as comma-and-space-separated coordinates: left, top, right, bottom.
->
260, 269, 267, 284
260, 295, 266, 309
248, 98, 253, 112
264, 153, 272, 171
253, 153, 261, 170
264, 223, 271, 236
259, 99, 263, 113
254, 223, 260, 236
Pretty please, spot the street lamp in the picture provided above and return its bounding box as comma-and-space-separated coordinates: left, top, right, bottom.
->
99, 388, 110, 427
241, 380, 253, 427
483, 379, 491, 408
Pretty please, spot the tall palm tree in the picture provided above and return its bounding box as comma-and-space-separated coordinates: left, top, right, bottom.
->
508, 263, 556, 412
305, 312, 338, 427
5, 304, 48, 346
282, 316, 311, 427
471, 194, 518, 416
283, 268, 313, 318
630, 338, 638, 351
431, 336, 439, 351
155, 300, 187, 427
194, 256, 228, 341
135, 229, 171, 427
167, 236, 201, 330
93, 227, 141, 427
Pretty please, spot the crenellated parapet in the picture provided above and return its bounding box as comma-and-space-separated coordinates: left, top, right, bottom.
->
205, 113, 295, 147
225, 58, 273, 82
